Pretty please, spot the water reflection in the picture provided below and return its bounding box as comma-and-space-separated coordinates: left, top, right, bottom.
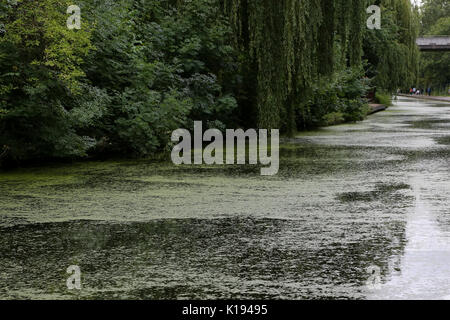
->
368, 177, 450, 300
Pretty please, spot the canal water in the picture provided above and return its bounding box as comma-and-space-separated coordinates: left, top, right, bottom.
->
0, 97, 449, 299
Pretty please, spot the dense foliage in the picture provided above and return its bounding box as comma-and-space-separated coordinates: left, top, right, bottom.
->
418, 0, 450, 93
1, 0, 239, 164
363, 0, 420, 93
0, 0, 94, 162
223, 0, 369, 134
0, 0, 421, 166
421, 0, 449, 34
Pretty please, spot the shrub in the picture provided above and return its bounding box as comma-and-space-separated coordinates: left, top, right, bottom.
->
297, 67, 369, 128
375, 92, 393, 106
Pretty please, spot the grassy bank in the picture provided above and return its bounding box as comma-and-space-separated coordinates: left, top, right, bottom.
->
374, 92, 393, 107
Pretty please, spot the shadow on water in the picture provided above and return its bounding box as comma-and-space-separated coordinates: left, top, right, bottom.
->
337, 183, 411, 203
0, 218, 405, 299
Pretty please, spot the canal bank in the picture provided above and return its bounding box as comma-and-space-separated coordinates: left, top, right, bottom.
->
398, 94, 450, 103
368, 103, 388, 115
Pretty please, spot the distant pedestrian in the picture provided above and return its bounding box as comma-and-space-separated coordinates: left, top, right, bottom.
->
409, 88, 413, 95
413, 87, 416, 95
427, 87, 432, 96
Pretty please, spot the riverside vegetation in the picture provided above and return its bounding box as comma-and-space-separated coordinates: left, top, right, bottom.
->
0, 0, 420, 167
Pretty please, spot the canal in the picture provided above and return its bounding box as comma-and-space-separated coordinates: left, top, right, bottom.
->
0, 96, 449, 299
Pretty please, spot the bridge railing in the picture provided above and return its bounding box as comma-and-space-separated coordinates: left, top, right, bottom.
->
416, 36, 450, 51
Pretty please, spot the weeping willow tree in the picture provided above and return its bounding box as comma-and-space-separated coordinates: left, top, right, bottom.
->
363, 0, 420, 92
221, 0, 368, 134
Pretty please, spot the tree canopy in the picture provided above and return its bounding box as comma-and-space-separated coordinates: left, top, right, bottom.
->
0, 0, 421, 166
418, 0, 450, 92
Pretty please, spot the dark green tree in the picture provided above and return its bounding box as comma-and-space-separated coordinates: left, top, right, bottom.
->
0, 0, 96, 163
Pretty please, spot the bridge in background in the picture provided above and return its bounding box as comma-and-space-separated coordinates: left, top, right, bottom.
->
416, 36, 450, 51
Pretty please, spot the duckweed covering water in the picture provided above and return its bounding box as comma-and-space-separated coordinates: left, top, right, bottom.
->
0, 97, 449, 299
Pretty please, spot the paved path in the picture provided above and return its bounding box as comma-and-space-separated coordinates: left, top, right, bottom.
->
398, 94, 450, 103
